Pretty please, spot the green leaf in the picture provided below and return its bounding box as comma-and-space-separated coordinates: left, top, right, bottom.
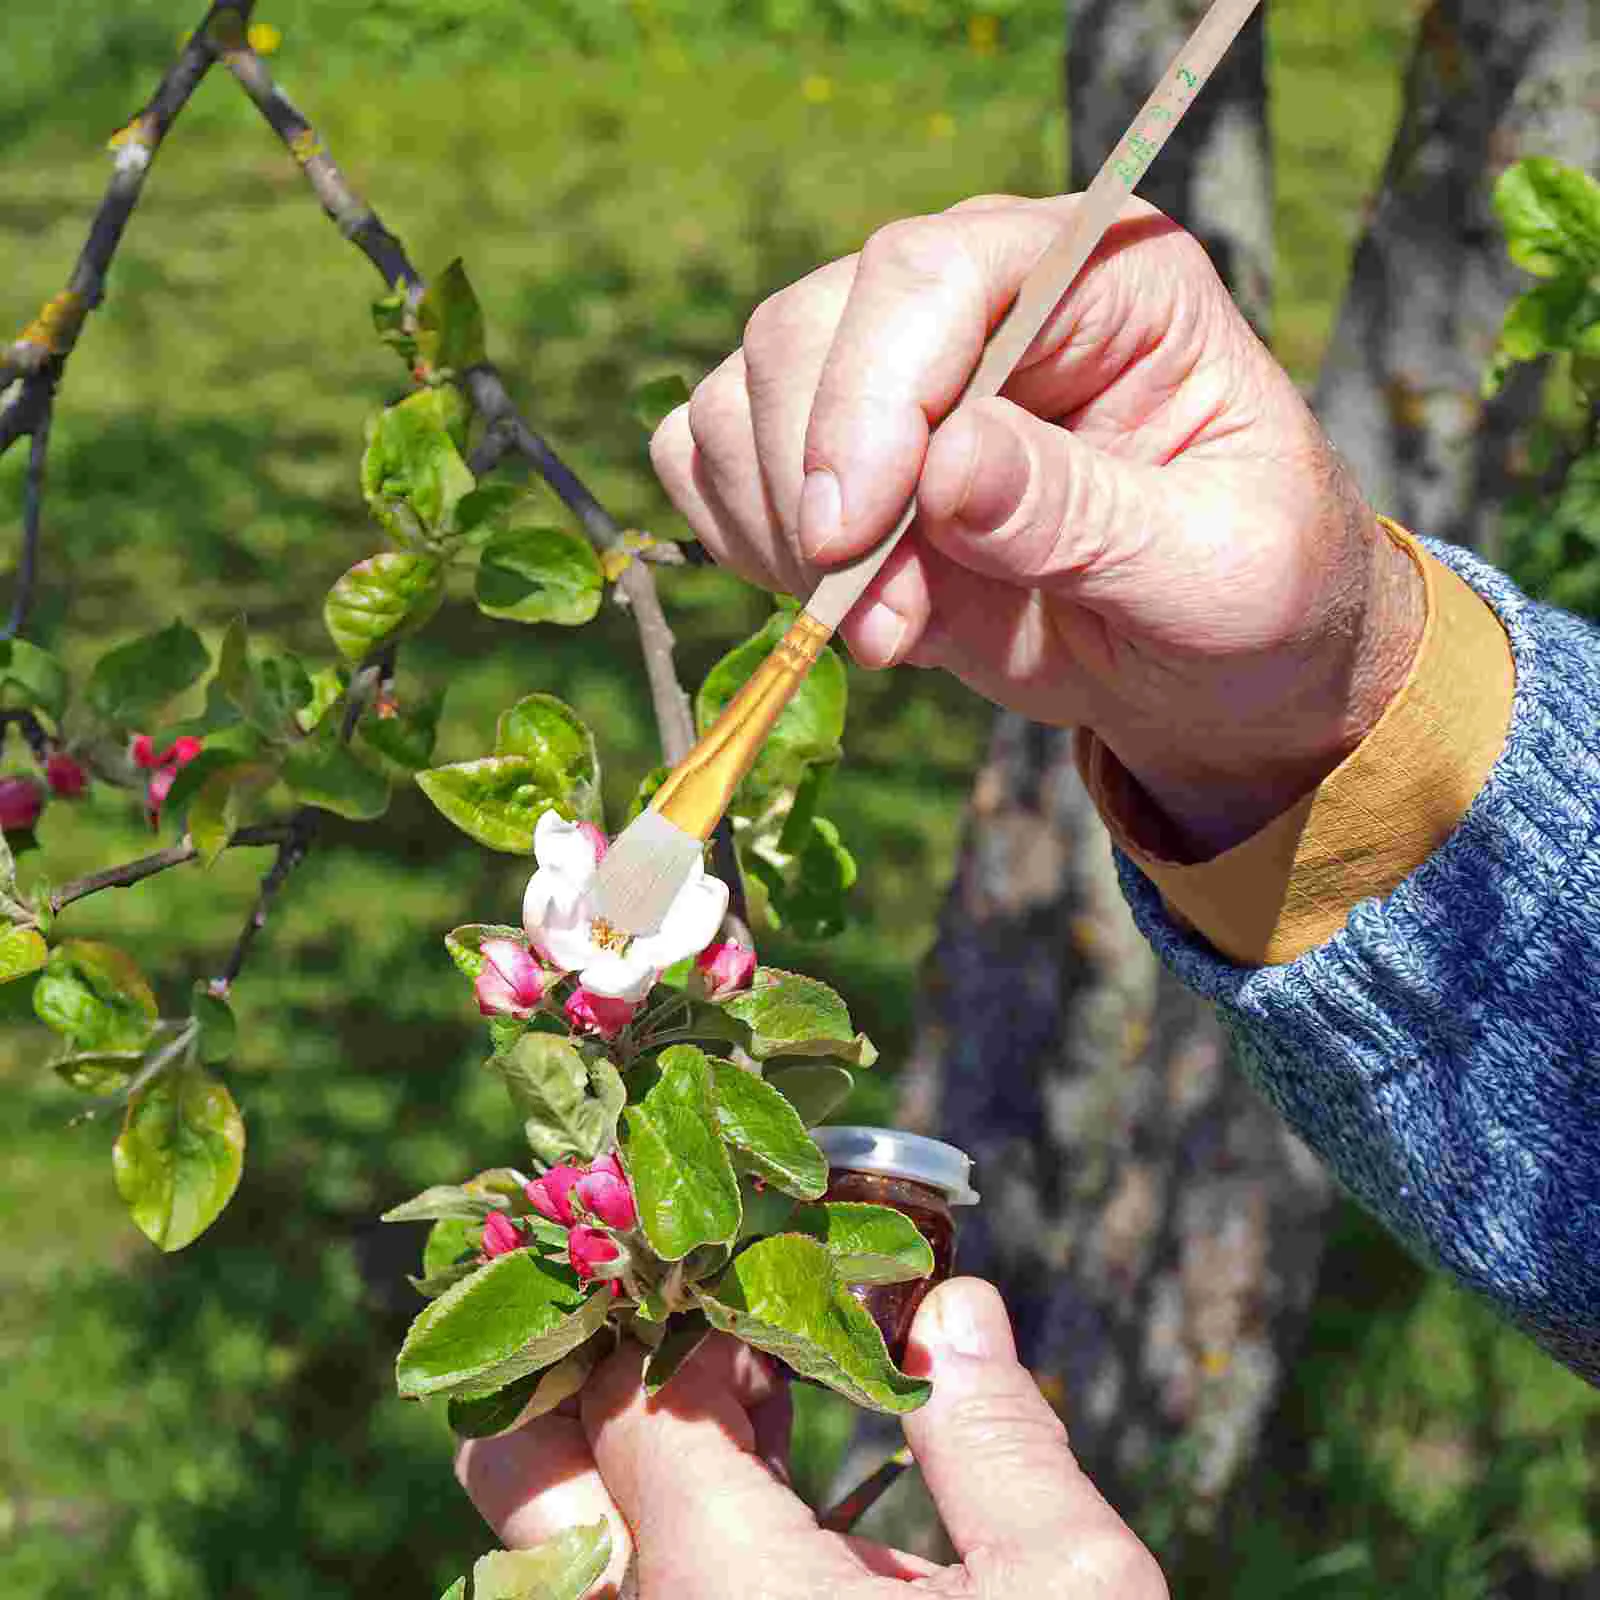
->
1487, 277, 1600, 394
54, 1050, 140, 1094
296, 666, 347, 734
698, 1234, 929, 1414
444, 924, 528, 980
372, 286, 417, 365
631, 373, 691, 432
791, 1202, 935, 1286
493, 694, 600, 815
214, 619, 314, 734
720, 968, 876, 1066
475, 525, 604, 626
281, 724, 391, 820
383, 1185, 498, 1225
324, 551, 446, 663
696, 611, 847, 798
621, 1045, 741, 1261
361, 388, 476, 544
0, 638, 68, 722
423, 1216, 481, 1279
189, 984, 236, 1065
357, 688, 443, 773
763, 1061, 854, 1127
416, 258, 488, 374
416, 755, 572, 852
642, 1310, 712, 1397
489, 1034, 623, 1167
86, 622, 210, 726
188, 762, 273, 864
710, 1059, 827, 1199
452, 483, 526, 548
448, 1339, 602, 1439
33, 940, 158, 1053
0, 922, 47, 983
626, 763, 669, 823
395, 1250, 608, 1399
469, 1526, 611, 1600
1495, 158, 1600, 279
113, 1061, 246, 1252
749, 814, 856, 940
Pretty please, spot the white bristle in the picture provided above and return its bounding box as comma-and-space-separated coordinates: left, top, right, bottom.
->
591, 808, 703, 936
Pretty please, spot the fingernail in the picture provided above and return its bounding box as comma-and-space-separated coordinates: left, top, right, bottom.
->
920, 1281, 1013, 1362
856, 601, 910, 667
956, 412, 1031, 532
799, 467, 843, 558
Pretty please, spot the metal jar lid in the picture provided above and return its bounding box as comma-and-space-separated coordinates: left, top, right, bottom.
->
812, 1125, 980, 1207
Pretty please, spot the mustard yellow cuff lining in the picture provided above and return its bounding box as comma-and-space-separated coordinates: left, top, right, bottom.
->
1078, 523, 1515, 966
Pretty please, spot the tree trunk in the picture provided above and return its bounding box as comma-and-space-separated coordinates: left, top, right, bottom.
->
1313, 0, 1600, 559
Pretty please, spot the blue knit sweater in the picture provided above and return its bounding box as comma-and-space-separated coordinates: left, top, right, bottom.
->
1118, 541, 1600, 1386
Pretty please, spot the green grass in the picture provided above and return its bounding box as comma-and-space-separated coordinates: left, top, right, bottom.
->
1, 3, 1594, 1595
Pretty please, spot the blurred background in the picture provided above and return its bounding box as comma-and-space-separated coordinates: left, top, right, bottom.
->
2, 1, 1596, 1596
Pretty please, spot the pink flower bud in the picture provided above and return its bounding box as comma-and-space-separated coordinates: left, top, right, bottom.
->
145, 764, 177, 829
578, 821, 608, 864
45, 753, 88, 799
130, 734, 161, 769
525, 1163, 584, 1225
481, 1211, 522, 1259
564, 987, 637, 1040
695, 939, 757, 1000
0, 776, 43, 832
170, 735, 205, 767
473, 938, 546, 1018
573, 1169, 636, 1231
568, 1224, 621, 1281
591, 1152, 624, 1183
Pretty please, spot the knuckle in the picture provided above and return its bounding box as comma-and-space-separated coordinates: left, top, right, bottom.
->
861, 214, 966, 286
940, 1383, 1074, 1469
945, 191, 1029, 215
685, 361, 748, 464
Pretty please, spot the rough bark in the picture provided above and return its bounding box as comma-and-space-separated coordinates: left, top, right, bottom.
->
1066, 0, 1273, 334
1314, 0, 1600, 558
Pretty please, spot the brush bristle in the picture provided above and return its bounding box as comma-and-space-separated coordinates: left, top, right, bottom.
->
591, 808, 703, 936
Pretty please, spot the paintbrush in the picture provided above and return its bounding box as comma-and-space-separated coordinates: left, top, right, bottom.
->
592, 0, 1265, 940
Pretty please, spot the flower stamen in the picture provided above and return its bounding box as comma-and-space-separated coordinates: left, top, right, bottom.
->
589, 916, 631, 956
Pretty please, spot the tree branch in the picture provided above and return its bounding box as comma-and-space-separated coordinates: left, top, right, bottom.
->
6, 377, 56, 641
49, 822, 292, 914
215, 812, 318, 991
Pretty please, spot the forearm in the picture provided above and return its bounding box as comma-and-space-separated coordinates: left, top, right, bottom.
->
1113, 543, 1600, 1383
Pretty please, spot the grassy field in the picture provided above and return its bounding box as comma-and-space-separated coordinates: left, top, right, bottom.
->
1, 2, 1596, 1595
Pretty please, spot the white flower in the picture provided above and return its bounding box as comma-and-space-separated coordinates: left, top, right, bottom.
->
522, 810, 727, 1003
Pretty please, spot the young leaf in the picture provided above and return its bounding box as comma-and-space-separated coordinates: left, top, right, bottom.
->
452, 482, 525, 548
86, 622, 210, 726
281, 725, 391, 820
324, 552, 446, 663
719, 968, 876, 1066
467, 1526, 611, 1600
763, 1061, 854, 1127
416, 258, 488, 374
489, 1034, 623, 1167
475, 525, 604, 626
188, 763, 273, 864
55, 1051, 140, 1094
710, 1059, 827, 1199
696, 611, 847, 797
415, 755, 576, 853
443, 923, 528, 980
1494, 158, 1600, 279
642, 1310, 712, 1397
395, 1250, 608, 1399
621, 1045, 741, 1261
113, 1061, 246, 1252
630, 373, 691, 433
383, 1185, 498, 1224
189, 984, 237, 1065
790, 1202, 935, 1286
494, 694, 600, 810
361, 388, 476, 544
33, 940, 158, 1054
424, 1216, 481, 1278
0, 638, 69, 723
697, 1234, 929, 1414
297, 665, 347, 733
748, 814, 856, 939
215, 619, 314, 734
0, 922, 47, 983
447, 1338, 602, 1439
357, 688, 444, 773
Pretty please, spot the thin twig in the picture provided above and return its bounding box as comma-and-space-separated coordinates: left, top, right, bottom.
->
49, 823, 293, 914
7, 378, 55, 641
215, 812, 319, 991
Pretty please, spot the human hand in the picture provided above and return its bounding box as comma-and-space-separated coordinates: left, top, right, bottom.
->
651, 195, 1425, 853
457, 1277, 1167, 1598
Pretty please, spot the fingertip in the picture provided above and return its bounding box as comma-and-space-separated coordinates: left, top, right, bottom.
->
907, 1276, 1017, 1369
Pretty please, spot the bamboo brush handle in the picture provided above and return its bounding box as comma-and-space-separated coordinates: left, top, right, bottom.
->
804, 0, 1264, 634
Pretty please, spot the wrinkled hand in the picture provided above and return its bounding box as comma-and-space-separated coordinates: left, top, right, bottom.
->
651, 195, 1424, 852
458, 1278, 1167, 1598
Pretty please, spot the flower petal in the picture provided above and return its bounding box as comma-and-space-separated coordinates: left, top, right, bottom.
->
577, 950, 656, 1003
534, 811, 602, 887
523, 869, 600, 973
630, 867, 730, 971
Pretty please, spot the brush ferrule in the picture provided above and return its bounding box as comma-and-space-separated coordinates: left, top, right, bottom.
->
651, 610, 833, 840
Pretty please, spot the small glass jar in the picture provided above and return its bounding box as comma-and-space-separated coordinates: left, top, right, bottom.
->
811, 1126, 979, 1365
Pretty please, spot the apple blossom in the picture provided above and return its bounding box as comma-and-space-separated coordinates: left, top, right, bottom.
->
564, 986, 638, 1040
573, 1165, 636, 1231
525, 1163, 584, 1225
45, 753, 88, 799
473, 938, 546, 1018
568, 1224, 621, 1281
695, 939, 757, 1000
0, 776, 43, 831
522, 810, 728, 1004
481, 1211, 522, 1260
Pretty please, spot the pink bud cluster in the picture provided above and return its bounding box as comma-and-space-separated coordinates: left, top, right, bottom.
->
694, 939, 757, 1000
132, 733, 204, 828
0, 748, 91, 834
525, 1153, 637, 1283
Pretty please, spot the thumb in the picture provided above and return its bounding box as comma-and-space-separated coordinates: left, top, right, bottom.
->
917, 395, 1168, 601
903, 1279, 1167, 1593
